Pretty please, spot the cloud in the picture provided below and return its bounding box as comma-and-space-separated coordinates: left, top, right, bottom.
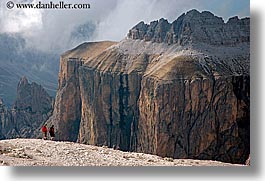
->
0, 0, 43, 34
0, 0, 250, 52
93, 0, 205, 41
0, 0, 118, 52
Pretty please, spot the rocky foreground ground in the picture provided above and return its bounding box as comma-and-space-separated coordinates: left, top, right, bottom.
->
0, 139, 244, 166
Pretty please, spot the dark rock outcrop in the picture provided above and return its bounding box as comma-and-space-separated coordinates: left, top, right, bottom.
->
0, 77, 54, 139
50, 10, 250, 164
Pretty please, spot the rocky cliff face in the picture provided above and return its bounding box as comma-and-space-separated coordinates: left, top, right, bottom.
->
48, 41, 117, 141
137, 74, 249, 163
0, 77, 54, 139
50, 10, 250, 164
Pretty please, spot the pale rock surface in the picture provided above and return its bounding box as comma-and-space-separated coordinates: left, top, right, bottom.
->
0, 139, 244, 166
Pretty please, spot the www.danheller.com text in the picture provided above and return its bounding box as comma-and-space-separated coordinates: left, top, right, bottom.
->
7, 1, 91, 10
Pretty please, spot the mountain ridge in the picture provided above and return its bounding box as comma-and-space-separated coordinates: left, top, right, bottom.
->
127, 9, 249, 46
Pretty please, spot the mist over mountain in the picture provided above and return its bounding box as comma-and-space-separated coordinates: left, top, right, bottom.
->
0, 19, 98, 106
0, 33, 58, 106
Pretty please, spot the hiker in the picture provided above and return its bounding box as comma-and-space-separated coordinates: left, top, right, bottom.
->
41, 124, 47, 140
49, 125, 55, 140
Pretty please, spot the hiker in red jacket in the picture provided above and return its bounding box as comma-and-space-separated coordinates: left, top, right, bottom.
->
42, 124, 47, 140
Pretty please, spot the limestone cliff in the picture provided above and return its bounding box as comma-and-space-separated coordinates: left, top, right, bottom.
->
0, 77, 54, 139
50, 10, 250, 164
48, 41, 117, 141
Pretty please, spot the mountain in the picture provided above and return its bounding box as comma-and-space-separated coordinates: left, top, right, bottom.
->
127, 10, 249, 46
0, 77, 54, 139
0, 34, 59, 106
48, 9, 250, 164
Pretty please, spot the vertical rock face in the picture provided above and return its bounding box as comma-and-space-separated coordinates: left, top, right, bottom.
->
48, 41, 117, 142
51, 10, 249, 163
0, 77, 54, 139
137, 75, 249, 163
78, 53, 147, 150
49, 57, 83, 141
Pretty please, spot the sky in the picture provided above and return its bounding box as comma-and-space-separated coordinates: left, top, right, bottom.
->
0, 0, 250, 52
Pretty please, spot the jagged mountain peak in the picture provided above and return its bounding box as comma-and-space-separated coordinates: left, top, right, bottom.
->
14, 76, 53, 113
18, 76, 29, 86
127, 9, 249, 46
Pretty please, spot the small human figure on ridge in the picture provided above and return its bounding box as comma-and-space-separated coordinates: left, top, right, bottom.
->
41, 124, 47, 140
49, 125, 55, 140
